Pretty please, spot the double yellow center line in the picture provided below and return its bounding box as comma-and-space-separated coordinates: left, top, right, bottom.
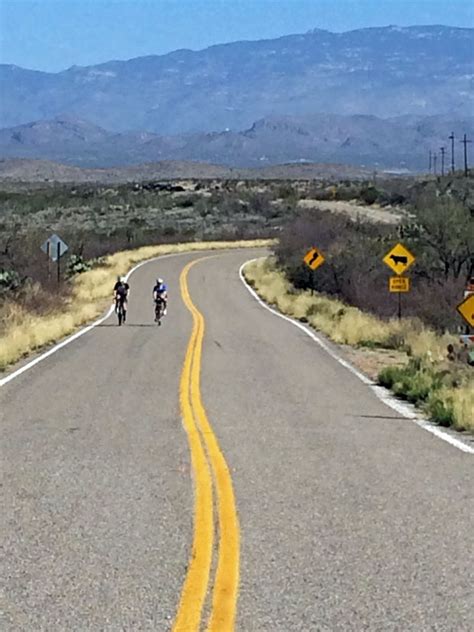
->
173, 258, 240, 632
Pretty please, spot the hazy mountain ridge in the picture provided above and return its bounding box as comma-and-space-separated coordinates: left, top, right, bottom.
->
1, 113, 472, 170
0, 157, 376, 183
1, 25, 472, 133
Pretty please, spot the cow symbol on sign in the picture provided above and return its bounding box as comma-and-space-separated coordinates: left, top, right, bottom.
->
389, 254, 408, 267
383, 243, 415, 275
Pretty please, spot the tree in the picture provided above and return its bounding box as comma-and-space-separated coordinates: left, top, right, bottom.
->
407, 194, 474, 280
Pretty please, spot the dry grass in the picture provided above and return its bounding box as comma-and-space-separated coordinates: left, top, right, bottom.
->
244, 257, 473, 431
0, 239, 273, 371
451, 387, 474, 431
243, 257, 455, 357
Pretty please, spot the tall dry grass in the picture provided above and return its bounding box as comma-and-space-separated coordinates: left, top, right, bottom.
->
244, 257, 455, 357
243, 257, 473, 431
0, 240, 273, 371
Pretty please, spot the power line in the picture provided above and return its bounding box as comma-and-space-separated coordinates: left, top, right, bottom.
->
433, 152, 437, 175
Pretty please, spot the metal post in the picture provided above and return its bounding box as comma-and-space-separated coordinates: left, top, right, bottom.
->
57, 241, 61, 285
440, 146, 446, 176
398, 291, 402, 321
449, 132, 455, 174
46, 240, 51, 280
428, 150, 432, 173
433, 153, 437, 175
460, 134, 471, 177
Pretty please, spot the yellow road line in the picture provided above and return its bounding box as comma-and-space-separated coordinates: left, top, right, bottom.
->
172, 262, 214, 632
174, 258, 240, 632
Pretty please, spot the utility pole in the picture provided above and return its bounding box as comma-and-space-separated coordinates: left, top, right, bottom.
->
449, 132, 455, 174
440, 146, 446, 176
460, 134, 472, 177
433, 152, 437, 175
428, 150, 432, 174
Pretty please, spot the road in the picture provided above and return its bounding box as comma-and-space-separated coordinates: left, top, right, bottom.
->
1, 249, 473, 631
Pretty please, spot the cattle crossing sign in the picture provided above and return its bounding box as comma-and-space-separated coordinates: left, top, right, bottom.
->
303, 247, 325, 271
383, 243, 415, 276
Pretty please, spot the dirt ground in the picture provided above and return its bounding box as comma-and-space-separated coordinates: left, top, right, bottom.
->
343, 345, 408, 382
297, 199, 405, 225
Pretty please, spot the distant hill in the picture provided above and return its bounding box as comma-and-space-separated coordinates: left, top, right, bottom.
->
1, 25, 472, 133
0, 113, 472, 171
0, 158, 375, 183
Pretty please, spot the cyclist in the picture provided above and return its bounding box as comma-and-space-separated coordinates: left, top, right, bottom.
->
153, 277, 168, 318
113, 276, 130, 322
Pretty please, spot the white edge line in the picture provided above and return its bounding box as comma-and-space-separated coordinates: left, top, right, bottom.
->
0, 250, 194, 388
239, 258, 474, 455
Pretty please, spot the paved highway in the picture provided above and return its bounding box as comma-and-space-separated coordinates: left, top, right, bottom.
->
1, 250, 473, 631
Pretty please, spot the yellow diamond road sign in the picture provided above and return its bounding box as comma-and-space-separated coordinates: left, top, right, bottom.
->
303, 247, 325, 271
457, 294, 474, 328
389, 276, 410, 293
383, 243, 415, 275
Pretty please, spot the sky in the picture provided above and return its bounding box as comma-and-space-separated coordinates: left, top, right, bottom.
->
1, 0, 473, 72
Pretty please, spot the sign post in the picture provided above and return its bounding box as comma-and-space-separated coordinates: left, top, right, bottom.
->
383, 243, 415, 320
41, 234, 69, 286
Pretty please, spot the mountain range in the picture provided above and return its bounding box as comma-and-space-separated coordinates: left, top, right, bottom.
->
0, 113, 472, 170
1, 25, 472, 170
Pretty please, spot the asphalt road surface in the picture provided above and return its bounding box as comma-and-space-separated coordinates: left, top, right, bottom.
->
1, 249, 473, 631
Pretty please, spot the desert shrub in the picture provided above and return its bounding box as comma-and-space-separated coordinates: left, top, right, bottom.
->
334, 185, 360, 201
176, 197, 195, 208
66, 254, 93, 277
275, 182, 473, 331
425, 390, 455, 427
360, 186, 379, 205
0, 268, 22, 294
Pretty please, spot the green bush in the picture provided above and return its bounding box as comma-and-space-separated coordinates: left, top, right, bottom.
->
360, 186, 379, 205
0, 268, 22, 294
426, 392, 455, 427
378, 361, 462, 426
379, 361, 441, 401
66, 254, 93, 277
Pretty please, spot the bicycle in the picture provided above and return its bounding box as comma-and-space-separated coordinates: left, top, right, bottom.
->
115, 297, 126, 326
154, 298, 165, 326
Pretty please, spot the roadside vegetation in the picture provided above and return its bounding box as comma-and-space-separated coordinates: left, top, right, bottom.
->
244, 257, 473, 431
243, 174, 473, 432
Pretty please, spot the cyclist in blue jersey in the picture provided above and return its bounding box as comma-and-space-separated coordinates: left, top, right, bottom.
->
153, 277, 168, 319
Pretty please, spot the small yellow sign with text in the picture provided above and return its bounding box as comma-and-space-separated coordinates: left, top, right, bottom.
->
389, 276, 410, 293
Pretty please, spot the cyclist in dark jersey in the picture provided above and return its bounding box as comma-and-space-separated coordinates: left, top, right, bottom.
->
113, 276, 130, 322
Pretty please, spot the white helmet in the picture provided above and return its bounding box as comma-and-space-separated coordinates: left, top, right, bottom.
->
157, 278, 164, 284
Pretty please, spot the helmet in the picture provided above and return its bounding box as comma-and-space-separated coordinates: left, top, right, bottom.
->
157, 278, 164, 284
120, 276, 126, 283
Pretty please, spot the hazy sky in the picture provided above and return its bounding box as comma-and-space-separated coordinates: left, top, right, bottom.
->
1, 0, 473, 71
